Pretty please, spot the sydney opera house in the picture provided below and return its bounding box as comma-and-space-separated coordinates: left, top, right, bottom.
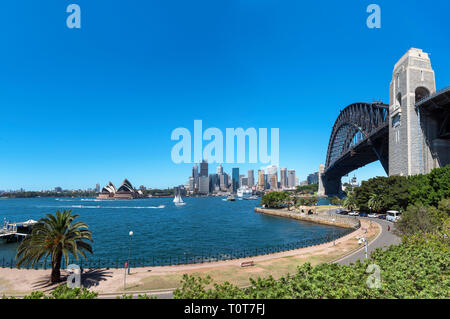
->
97, 179, 142, 199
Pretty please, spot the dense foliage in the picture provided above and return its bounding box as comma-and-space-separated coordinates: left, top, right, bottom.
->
353, 165, 450, 213
3, 285, 98, 299
342, 192, 358, 211
295, 184, 318, 195
395, 198, 450, 236
330, 196, 343, 206
261, 192, 317, 208
295, 196, 318, 206
407, 165, 450, 208
173, 233, 449, 299
260, 192, 290, 208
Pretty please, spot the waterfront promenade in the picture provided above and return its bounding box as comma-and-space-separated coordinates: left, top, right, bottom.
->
0, 214, 392, 298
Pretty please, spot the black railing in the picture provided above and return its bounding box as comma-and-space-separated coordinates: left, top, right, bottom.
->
1, 229, 354, 270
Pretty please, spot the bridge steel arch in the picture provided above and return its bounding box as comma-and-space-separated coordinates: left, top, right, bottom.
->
320, 102, 389, 196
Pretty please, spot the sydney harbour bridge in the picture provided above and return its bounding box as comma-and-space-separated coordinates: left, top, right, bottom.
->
318, 48, 450, 196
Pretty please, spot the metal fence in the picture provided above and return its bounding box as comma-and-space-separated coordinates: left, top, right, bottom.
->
1, 228, 354, 270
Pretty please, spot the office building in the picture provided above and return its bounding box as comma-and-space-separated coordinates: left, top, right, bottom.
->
270, 175, 278, 190
232, 167, 239, 193
200, 160, 208, 177
192, 164, 199, 190
219, 173, 228, 191
199, 176, 209, 194
248, 170, 254, 187
258, 169, 265, 190
307, 172, 319, 185
280, 168, 287, 189
288, 170, 296, 188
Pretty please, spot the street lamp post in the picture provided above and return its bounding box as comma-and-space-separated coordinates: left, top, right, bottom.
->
128, 231, 133, 275
357, 237, 368, 259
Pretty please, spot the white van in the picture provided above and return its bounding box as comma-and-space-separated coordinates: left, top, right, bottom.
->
386, 210, 401, 222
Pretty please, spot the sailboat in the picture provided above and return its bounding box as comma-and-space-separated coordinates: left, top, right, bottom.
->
173, 193, 186, 206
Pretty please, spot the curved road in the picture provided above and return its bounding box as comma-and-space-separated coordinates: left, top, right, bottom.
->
334, 218, 400, 265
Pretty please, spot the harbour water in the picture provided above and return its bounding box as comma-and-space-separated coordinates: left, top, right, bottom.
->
0, 197, 348, 267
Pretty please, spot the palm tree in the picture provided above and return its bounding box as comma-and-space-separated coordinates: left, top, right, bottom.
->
343, 193, 358, 212
368, 193, 383, 214
16, 210, 93, 283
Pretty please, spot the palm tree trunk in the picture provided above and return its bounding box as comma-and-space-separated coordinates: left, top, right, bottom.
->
51, 251, 63, 283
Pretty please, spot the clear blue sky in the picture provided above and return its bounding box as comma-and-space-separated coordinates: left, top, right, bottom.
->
0, 1, 449, 190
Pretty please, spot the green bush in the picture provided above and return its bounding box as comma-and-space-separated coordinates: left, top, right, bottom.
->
173, 233, 449, 299
260, 192, 290, 208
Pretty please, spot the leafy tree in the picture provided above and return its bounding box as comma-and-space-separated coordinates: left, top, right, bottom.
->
330, 196, 342, 206
296, 197, 318, 206
343, 193, 358, 211
408, 165, 450, 207
368, 193, 383, 214
260, 192, 290, 208
295, 184, 318, 195
16, 210, 93, 283
395, 198, 450, 236
352, 165, 450, 214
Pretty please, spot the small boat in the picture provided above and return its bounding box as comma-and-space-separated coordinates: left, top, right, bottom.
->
226, 195, 236, 201
173, 194, 186, 206
244, 195, 259, 200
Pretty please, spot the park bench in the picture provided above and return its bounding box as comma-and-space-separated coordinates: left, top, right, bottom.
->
240, 261, 254, 267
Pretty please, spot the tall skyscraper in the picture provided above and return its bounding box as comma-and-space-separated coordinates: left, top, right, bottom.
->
248, 170, 254, 187
188, 177, 194, 191
217, 164, 223, 175
200, 160, 208, 177
220, 174, 228, 191
280, 168, 287, 189
232, 167, 239, 193
209, 174, 220, 192
199, 176, 209, 194
192, 164, 199, 190
258, 169, 265, 190
288, 170, 296, 188
270, 175, 278, 190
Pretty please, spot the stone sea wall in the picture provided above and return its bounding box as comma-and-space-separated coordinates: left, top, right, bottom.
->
254, 207, 360, 229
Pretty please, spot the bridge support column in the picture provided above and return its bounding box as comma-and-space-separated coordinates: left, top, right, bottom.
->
318, 164, 325, 196
318, 163, 342, 197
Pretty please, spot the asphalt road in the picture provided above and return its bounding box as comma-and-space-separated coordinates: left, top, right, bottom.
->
334, 218, 400, 265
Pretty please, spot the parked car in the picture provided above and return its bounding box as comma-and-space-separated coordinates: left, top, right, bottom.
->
348, 211, 359, 216
378, 214, 387, 220
359, 212, 368, 217
386, 210, 402, 222
339, 210, 349, 215
368, 213, 378, 218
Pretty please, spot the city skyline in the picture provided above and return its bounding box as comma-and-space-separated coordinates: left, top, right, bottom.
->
182, 160, 300, 195
1, 1, 449, 190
